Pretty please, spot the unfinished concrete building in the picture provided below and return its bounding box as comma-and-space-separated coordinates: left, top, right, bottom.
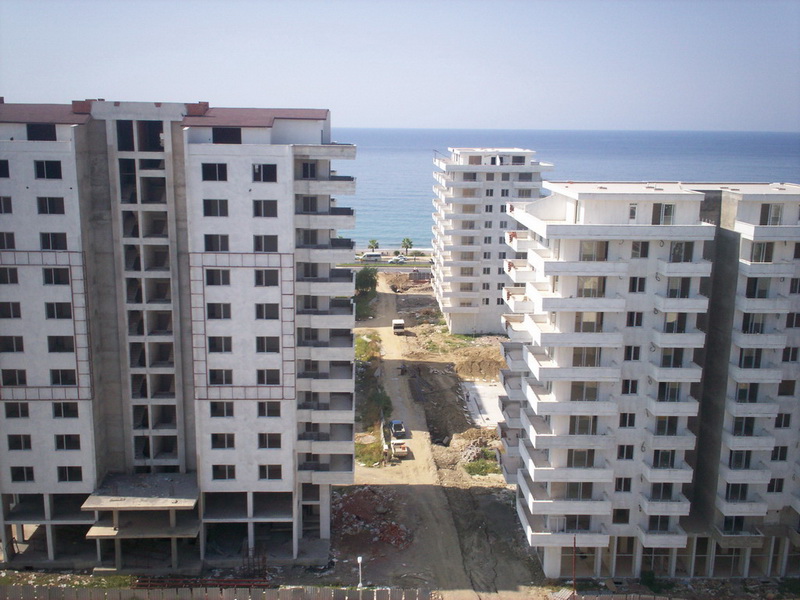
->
0, 99, 356, 571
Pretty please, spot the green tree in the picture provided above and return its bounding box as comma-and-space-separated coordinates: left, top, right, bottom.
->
368, 239, 379, 251
401, 238, 414, 255
355, 266, 378, 295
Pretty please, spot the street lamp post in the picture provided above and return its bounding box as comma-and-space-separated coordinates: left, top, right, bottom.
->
357, 555, 363, 588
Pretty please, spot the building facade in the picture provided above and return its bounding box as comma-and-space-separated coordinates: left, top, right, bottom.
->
0, 99, 356, 571
431, 148, 551, 334
499, 181, 800, 579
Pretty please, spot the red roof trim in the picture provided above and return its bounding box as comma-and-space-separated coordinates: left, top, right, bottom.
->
0, 104, 90, 125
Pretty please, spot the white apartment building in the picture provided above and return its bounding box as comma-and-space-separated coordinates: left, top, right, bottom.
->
499, 181, 800, 579
0, 99, 356, 571
431, 148, 552, 334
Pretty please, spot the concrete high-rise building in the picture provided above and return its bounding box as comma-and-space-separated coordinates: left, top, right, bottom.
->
499, 181, 800, 579
431, 148, 552, 334
0, 99, 356, 571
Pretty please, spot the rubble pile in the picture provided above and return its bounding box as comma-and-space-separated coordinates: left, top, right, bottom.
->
332, 487, 412, 550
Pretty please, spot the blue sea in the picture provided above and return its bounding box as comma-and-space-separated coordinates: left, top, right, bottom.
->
332, 129, 800, 250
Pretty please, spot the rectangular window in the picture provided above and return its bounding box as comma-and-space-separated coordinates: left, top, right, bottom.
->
0, 267, 19, 284
667, 277, 691, 298
579, 241, 608, 261
255, 269, 279, 286
211, 433, 235, 449
577, 276, 606, 298
759, 203, 783, 226
203, 199, 228, 217
253, 200, 278, 217
619, 413, 635, 428
43, 267, 70, 285
27, 123, 57, 141
665, 312, 688, 333
206, 269, 230, 286
1, 370, 27, 386
0, 232, 15, 250
5, 402, 29, 418
767, 478, 784, 493
253, 164, 277, 182
259, 465, 282, 480
254, 235, 278, 252
8, 434, 31, 450
628, 277, 646, 293
208, 336, 232, 353
212, 465, 236, 480
258, 401, 281, 417
210, 401, 234, 417
655, 416, 678, 436
612, 509, 630, 524
751, 242, 774, 263
0, 302, 22, 318
771, 446, 788, 461
207, 303, 231, 319
617, 445, 634, 460
201, 163, 227, 181
40, 232, 67, 250
45, 302, 72, 319
791, 278, 800, 294
37, 197, 65, 214
0, 160, 8, 177
10, 466, 34, 482
204, 234, 229, 252
209, 370, 233, 385
628, 203, 637, 221
626, 312, 643, 327
0, 336, 24, 352
624, 346, 641, 361
485, 189, 494, 197
570, 381, 599, 402
255, 303, 279, 319
34, 160, 62, 179
301, 162, 317, 179
484, 205, 493, 213
256, 336, 280, 353
53, 402, 79, 418
615, 477, 632, 492
622, 379, 638, 395
653, 449, 676, 468
745, 277, 770, 298
566, 449, 594, 468
482, 267, 490, 275
50, 369, 77, 386
651, 203, 674, 225
782, 347, 798, 362
258, 433, 282, 448
659, 382, 682, 402
775, 413, 791, 428
257, 369, 280, 385
572, 347, 601, 367
57, 466, 82, 482
669, 241, 694, 263
47, 336, 75, 353
55, 434, 81, 450
500, 189, 509, 197
212, 127, 242, 144
481, 298, 490, 306
786, 313, 800, 328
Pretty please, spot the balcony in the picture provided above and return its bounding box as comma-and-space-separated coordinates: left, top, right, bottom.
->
498, 422, 521, 458
639, 493, 690, 516
505, 259, 537, 284
518, 473, 612, 516
517, 503, 610, 548
641, 460, 693, 483
506, 230, 541, 253
653, 293, 709, 313
522, 409, 612, 450
501, 341, 527, 371
727, 363, 784, 383
503, 287, 535, 313
501, 315, 531, 343
647, 361, 703, 383
295, 268, 354, 296
292, 143, 356, 161
718, 460, 772, 485
645, 396, 699, 418
651, 329, 706, 348
525, 347, 620, 382
499, 395, 522, 428
722, 428, 776, 451
527, 318, 623, 348
738, 259, 796, 278
727, 397, 780, 418
712, 525, 764, 549
736, 294, 792, 313
294, 174, 356, 196
637, 525, 688, 548
293, 206, 355, 230
295, 304, 354, 329
295, 338, 354, 361
530, 394, 617, 417
715, 494, 768, 517
499, 370, 526, 402
643, 428, 696, 451
297, 454, 354, 485
500, 453, 521, 485
534, 256, 629, 278
294, 238, 355, 262
522, 442, 614, 483
527, 287, 627, 313
733, 220, 800, 241
731, 330, 787, 349
655, 259, 712, 278
296, 430, 353, 455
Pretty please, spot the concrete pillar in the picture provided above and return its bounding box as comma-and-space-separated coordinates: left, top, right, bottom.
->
610, 536, 618, 577
14, 524, 24, 542
669, 547, 677, 577
594, 546, 602, 577
46, 524, 55, 560
779, 536, 790, 577
114, 538, 122, 570
199, 523, 206, 560
171, 537, 178, 569
247, 522, 254, 555
44, 494, 53, 520
95, 539, 101, 564
688, 536, 697, 578
542, 547, 562, 578
319, 485, 331, 538
247, 491, 254, 519
633, 539, 643, 577
707, 539, 717, 577
766, 536, 776, 576
741, 547, 751, 577
169, 509, 176, 528
0, 525, 9, 562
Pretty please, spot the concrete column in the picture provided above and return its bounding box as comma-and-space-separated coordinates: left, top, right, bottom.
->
594, 547, 602, 577
247, 491, 254, 519
44, 494, 53, 520
669, 547, 677, 577
199, 523, 206, 560
633, 539, 643, 577
14, 524, 24, 542
688, 536, 697, 578
542, 547, 562, 578
319, 485, 331, 538
0, 525, 9, 562
766, 536, 776, 576
95, 539, 102, 564
741, 547, 751, 577
46, 524, 55, 560
171, 538, 178, 569
610, 536, 618, 577
779, 536, 790, 577
114, 538, 122, 570
707, 539, 716, 577
169, 509, 176, 528
247, 522, 254, 555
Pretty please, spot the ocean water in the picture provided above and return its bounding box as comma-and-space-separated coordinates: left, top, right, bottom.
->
332, 128, 800, 250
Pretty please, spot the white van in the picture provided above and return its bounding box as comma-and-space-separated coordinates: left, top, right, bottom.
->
359, 252, 382, 262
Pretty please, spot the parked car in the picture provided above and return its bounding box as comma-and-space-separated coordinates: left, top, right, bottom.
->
389, 420, 406, 438
388, 255, 406, 264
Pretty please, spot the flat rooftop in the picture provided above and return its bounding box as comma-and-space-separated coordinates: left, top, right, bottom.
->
450, 147, 535, 153
546, 181, 701, 195
82, 473, 199, 511
684, 182, 800, 195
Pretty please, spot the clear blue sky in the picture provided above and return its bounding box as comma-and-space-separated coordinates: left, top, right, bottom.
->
1, 0, 799, 131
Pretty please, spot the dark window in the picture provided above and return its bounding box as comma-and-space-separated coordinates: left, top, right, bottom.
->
27, 123, 57, 141
258, 401, 281, 417
203, 199, 228, 216
0, 336, 24, 352
254, 235, 278, 252
55, 434, 81, 450
116, 120, 134, 151
0, 197, 12, 213
791, 278, 800, 294
5, 402, 29, 418
624, 346, 640, 361
48, 336, 75, 352
612, 509, 629, 524
258, 432, 281, 448
775, 413, 791, 428
207, 303, 231, 319
786, 313, 800, 328
626, 312, 643, 327
208, 336, 232, 353
45, 302, 72, 319
40, 232, 67, 250
7, 434, 31, 450
259, 465, 282, 480
0, 160, 9, 177
771, 446, 788, 461
255, 303, 279, 319
255, 269, 279, 286
257, 369, 280, 385
256, 336, 280, 353
0, 267, 19, 284
767, 478, 784, 493
622, 379, 638, 394
253, 199, 278, 217
57, 466, 82, 482
669, 241, 694, 263
212, 127, 242, 144
201, 163, 227, 181
0, 232, 15, 249
619, 413, 636, 428
34, 160, 62, 179
617, 445, 634, 460
50, 369, 77, 386
211, 433, 235, 449
1, 370, 26, 386
253, 164, 277, 182
212, 465, 236, 480
37, 196, 65, 214
615, 477, 632, 492
53, 402, 79, 418
210, 401, 234, 417
206, 269, 230, 285
0, 302, 21, 318
204, 234, 229, 252
209, 369, 233, 385
301, 162, 317, 179
628, 277, 646, 293
43, 267, 69, 285
783, 347, 798, 362
10, 466, 34, 482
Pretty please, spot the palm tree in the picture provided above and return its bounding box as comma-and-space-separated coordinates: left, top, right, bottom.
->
401, 238, 413, 255
368, 239, 379, 251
